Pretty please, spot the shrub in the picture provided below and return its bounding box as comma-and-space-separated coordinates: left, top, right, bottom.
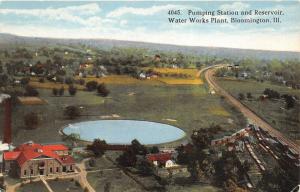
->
97, 83, 110, 97
52, 88, 58, 96
20, 77, 30, 86
64, 106, 80, 119
65, 77, 74, 85
68, 85, 77, 96
86, 81, 98, 91
86, 139, 107, 157
24, 85, 39, 96
238, 93, 245, 100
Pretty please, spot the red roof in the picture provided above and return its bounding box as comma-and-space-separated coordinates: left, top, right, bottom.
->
3, 151, 21, 160
146, 153, 172, 164
3, 142, 74, 166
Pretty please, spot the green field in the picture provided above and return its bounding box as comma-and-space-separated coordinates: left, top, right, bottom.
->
0, 84, 246, 145
216, 78, 300, 142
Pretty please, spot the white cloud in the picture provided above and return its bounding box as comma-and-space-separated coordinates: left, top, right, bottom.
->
220, 2, 250, 11
120, 20, 128, 26
0, 3, 101, 26
107, 4, 186, 17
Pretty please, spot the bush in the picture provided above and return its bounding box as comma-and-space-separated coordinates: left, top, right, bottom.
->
86, 139, 107, 157
64, 106, 80, 119
86, 81, 98, 91
68, 85, 77, 96
52, 88, 58, 96
65, 77, 74, 85
97, 83, 110, 97
238, 93, 245, 100
24, 112, 39, 129
20, 77, 30, 86
24, 85, 39, 96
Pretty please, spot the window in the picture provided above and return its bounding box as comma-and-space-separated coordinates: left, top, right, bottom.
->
50, 167, 52, 173
24, 170, 27, 176
30, 169, 33, 175
70, 165, 73, 171
56, 167, 59, 172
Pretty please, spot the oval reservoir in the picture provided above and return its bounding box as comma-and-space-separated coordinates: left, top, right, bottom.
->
63, 120, 186, 145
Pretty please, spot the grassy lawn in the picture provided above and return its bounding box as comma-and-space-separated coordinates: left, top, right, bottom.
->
16, 179, 83, 192
0, 83, 246, 145
16, 182, 48, 192
87, 170, 144, 192
217, 78, 300, 141
48, 179, 84, 192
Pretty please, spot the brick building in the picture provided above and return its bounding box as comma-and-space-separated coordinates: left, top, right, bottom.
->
3, 142, 74, 178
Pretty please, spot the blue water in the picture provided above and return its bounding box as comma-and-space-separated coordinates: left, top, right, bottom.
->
63, 120, 185, 145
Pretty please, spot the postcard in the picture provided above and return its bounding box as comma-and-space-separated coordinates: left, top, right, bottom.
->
0, 1, 299, 192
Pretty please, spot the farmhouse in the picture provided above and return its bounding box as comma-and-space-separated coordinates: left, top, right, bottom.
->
3, 141, 74, 178
146, 152, 178, 168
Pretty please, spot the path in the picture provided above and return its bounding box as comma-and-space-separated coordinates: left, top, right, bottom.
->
40, 176, 54, 192
76, 158, 96, 192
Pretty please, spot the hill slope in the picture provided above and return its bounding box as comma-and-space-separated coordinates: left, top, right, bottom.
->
0, 33, 299, 60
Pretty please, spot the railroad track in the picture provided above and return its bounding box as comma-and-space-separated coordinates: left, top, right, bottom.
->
203, 66, 300, 154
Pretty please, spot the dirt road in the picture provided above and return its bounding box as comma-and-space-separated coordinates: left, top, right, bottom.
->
204, 66, 299, 153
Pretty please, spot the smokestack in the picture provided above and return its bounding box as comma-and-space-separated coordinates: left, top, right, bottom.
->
0, 94, 12, 144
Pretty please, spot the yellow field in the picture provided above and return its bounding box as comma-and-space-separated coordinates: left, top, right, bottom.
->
145, 67, 203, 85
209, 106, 230, 117
157, 78, 203, 85
28, 67, 203, 89
151, 68, 199, 77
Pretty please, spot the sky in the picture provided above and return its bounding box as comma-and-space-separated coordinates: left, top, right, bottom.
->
0, 1, 299, 52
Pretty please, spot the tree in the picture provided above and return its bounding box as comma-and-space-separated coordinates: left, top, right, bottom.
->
149, 146, 159, 154
59, 86, 64, 96
281, 94, 296, 109
117, 149, 137, 167
24, 85, 39, 96
64, 106, 80, 119
20, 77, 30, 86
86, 81, 98, 91
238, 93, 245, 100
136, 158, 153, 176
52, 88, 58, 96
24, 112, 39, 129
246, 92, 252, 99
68, 85, 77, 96
97, 83, 110, 97
131, 139, 147, 155
86, 139, 107, 157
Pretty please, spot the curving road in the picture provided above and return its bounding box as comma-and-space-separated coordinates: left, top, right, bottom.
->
203, 66, 300, 154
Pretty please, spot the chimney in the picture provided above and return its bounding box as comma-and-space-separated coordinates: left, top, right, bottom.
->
1, 94, 12, 144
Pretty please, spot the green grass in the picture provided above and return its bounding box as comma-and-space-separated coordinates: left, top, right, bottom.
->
16, 181, 48, 192
0, 84, 246, 145
217, 78, 300, 141
16, 179, 83, 192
